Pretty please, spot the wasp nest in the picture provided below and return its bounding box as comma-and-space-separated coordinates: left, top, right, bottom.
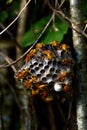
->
15, 41, 74, 101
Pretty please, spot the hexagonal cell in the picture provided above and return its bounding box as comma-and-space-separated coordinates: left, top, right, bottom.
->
48, 60, 52, 65
34, 62, 38, 66
40, 69, 45, 74
30, 64, 34, 69
52, 74, 57, 80
30, 69, 35, 74
44, 65, 49, 70
50, 67, 55, 73
35, 67, 39, 71
56, 69, 60, 74
53, 60, 57, 66
39, 63, 43, 67
37, 73, 42, 78
42, 77, 47, 83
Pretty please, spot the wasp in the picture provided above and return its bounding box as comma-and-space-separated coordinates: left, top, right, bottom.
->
32, 84, 53, 101
16, 69, 29, 80
63, 85, 72, 96
51, 41, 59, 47
32, 89, 39, 95
43, 50, 54, 60
23, 77, 37, 89
25, 49, 37, 62
61, 58, 74, 65
60, 44, 70, 52
56, 71, 67, 82
31, 84, 47, 95
36, 43, 45, 49
39, 88, 53, 102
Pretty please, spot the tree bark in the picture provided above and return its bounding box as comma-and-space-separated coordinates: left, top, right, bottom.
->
70, 0, 87, 130
16, 1, 31, 130
16, 0, 28, 59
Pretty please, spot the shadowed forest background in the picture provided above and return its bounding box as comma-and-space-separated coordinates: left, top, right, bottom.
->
0, 0, 87, 130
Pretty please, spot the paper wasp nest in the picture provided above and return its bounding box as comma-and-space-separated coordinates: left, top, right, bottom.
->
15, 41, 74, 101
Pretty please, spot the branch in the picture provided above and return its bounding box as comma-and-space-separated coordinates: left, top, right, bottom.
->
70, 0, 87, 130
0, 14, 54, 69
16, 0, 28, 61
0, 0, 31, 35
0, 51, 17, 72
16, 0, 28, 41
46, 0, 87, 38
0, 23, 24, 51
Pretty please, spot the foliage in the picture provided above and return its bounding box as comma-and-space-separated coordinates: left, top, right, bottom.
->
22, 15, 69, 46
0, 0, 20, 23
82, 0, 87, 19
0, 0, 87, 130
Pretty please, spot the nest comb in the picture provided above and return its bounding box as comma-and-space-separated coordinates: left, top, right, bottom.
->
15, 41, 74, 102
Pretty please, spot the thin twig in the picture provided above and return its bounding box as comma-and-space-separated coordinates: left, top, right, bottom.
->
58, 0, 66, 8
0, 52, 17, 72
0, 23, 24, 51
46, 0, 87, 38
0, 14, 54, 69
0, 0, 31, 35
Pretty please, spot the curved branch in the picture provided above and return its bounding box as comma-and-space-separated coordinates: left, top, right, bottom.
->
0, 0, 31, 35
0, 14, 54, 69
0, 23, 24, 51
46, 0, 87, 38
0, 51, 17, 72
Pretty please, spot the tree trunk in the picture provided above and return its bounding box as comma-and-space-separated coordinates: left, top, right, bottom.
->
70, 0, 87, 130
16, 1, 32, 130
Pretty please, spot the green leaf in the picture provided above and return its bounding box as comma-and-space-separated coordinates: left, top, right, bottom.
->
22, 15, 68, 47
7, 0, 13, 4
22, 16, 50, 46
42, 18, 69, 44
82, 0, 87, 18
0, 0, 20, 23
0, 11, 8, 22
